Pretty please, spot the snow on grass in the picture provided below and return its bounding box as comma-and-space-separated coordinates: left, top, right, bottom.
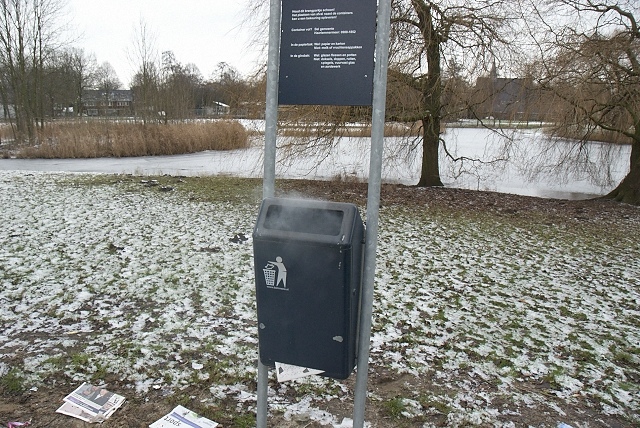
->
1, 172, 259, 392
371, 202, 639, 424
0, 170, 638, 426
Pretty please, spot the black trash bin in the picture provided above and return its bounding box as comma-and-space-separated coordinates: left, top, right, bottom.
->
253, 197, 365, 379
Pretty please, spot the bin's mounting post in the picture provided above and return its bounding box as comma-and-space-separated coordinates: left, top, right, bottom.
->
257, 0, 281, 426
352, 0, 392, 426
262, 0, 281, 201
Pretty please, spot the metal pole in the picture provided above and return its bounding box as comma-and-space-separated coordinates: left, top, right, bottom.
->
263, 0, 281, 200
258, 0, 282, 427
352, 0, 392, 426
256, 362, 269, 428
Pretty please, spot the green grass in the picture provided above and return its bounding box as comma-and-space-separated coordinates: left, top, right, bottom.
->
60, 174, 264, 205
420, 396, 452, 415
0, 369, 26, 394
384, 396, 408, 419
614, 351, 634, 365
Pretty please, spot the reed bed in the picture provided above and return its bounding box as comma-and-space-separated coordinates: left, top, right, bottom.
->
279, 121, 422, 138
15, 120, 249, 158
552, 127, 633, 145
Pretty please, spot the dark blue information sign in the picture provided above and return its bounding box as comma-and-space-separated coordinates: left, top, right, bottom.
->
279, 0, 377, 106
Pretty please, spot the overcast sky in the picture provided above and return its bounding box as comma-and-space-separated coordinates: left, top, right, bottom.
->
66, 0, 264, 87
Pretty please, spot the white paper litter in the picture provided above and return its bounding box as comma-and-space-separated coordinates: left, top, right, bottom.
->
149, 405, 219, 428
276, 362, 324, 382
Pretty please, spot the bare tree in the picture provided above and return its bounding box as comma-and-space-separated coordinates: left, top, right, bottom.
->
201, 68, 265, 118
159, 50, 202, 120
64, 48, 97, 116
6, 46, 94, 120
389, 0, 517, 186
247, 0, 517, 187
0, 0, 65, 143
206, 62, 250, 113
526, 0, 640, 204
128, 19, 160, 123
95, 61, 121, 92
89, 61, 122, 117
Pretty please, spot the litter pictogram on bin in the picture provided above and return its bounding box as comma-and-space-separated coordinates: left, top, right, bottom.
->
264, 256, 288, 290
263, 265, 276, 286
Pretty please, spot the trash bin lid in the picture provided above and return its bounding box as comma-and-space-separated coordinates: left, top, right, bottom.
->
253, 198, 362, 246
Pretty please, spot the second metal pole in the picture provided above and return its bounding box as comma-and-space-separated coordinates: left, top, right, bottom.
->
257, 0, 282, 426
352, 0, 392, 426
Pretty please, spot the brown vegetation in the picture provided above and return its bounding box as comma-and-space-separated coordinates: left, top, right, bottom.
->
550, 127, 634, 146
279, 121, 421, 138
10, 120, 249, 159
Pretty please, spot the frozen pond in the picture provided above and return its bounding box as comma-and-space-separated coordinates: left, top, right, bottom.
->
438, 128, 631, 199
0, 127, 631, 200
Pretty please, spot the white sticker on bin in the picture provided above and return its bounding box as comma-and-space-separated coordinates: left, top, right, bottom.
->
275, 362, 324, 382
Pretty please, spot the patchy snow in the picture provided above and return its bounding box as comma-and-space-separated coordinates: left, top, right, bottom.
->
0, 170, 638, 426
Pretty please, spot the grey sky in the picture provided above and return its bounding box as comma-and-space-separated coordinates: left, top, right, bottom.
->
66, 0, 263, 86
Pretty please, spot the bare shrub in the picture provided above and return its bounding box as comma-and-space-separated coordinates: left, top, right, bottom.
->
18, 120, 249, 159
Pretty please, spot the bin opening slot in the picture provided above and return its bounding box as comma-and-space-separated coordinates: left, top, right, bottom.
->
264, 205, 344, 235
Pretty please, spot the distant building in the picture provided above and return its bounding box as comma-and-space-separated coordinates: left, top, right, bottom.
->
82, 90, 133, 117
472, 63, 542, 121
196, 101, 231, 117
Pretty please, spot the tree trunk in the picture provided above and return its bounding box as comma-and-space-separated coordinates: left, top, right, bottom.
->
414, 1, 444, 187
604, 139, 640, 205
418, 115, 444, 186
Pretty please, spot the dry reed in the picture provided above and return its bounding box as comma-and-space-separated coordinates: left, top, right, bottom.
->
279, 121, 421, 138
15, 120, 249, 159
550, 127, 633, 145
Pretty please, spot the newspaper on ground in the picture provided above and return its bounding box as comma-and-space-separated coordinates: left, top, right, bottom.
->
149, 405, 219, 428
56, 382, 125, 423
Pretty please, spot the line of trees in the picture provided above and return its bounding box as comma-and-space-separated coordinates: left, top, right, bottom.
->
0, 0, 65, 144
118, 19, 264, 124
0, 4, 264, 143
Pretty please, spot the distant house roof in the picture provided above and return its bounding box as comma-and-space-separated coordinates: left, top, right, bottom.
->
83, 89, 133, 102
472, 63, 535, 119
